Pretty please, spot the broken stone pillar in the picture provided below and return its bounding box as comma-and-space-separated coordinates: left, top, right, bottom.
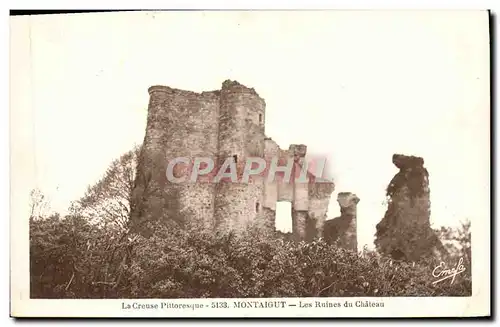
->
323, 192, 359, 252
305, 180, 336, 241
374, 154, 447, 261
292, 209, 307, 241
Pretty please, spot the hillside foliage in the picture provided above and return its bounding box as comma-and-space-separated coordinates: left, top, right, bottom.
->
30, 214, 472, 299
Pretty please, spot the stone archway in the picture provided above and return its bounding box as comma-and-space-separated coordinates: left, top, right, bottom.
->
275, 201, 293, 233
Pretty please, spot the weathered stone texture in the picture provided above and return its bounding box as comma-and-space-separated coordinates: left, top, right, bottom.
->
292, 210, 308, 241
323, 192, 359, 252
130, 80, 336, 241
214, 182, 266, 233
260, 140, 335, 240
130, 86, 220, 233
374, 154, 447, 261
217, 80, 265, 160
213, 81, 267, 231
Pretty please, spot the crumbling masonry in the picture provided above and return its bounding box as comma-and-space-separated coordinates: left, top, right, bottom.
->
374, 154, 447, 261
128, 80, 446, 259
323, 192, 359, 252
130, 80, 337, 241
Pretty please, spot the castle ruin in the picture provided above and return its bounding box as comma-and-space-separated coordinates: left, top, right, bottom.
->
128, 80, 448, 259
375, 154, 447, 261
323, 192, 359, 252
130, 80, 336, 241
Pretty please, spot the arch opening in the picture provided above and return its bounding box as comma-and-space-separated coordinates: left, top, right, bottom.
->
275, 201, 292, 233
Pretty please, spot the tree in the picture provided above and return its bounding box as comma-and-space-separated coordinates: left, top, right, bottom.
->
29, 188, 51, 220
71, 145, 141, 231
435, 219, 471, 266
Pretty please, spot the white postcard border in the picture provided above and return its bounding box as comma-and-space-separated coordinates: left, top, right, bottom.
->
8, 9, 491, 318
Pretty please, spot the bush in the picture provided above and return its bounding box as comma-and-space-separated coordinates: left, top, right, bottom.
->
30, 215, 472, 299
30, 215, 131, 298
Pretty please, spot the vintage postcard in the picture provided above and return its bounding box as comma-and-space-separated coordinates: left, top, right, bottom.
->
10, 10, 490, 318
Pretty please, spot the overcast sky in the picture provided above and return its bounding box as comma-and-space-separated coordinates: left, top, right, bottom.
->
11, 10, 489, 248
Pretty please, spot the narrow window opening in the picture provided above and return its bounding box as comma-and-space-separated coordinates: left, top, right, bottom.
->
258, 113, 263, 123
256, 201, 260, 213
233, 155, 238, 163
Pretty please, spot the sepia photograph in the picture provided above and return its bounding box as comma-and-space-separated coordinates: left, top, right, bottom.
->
9, 9, 490, 318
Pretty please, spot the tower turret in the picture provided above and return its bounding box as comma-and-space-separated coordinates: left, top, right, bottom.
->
213, 80, 267, 232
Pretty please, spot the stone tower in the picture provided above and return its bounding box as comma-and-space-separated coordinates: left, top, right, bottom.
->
130, 84, 221, 233
213, 80, 267, 232
129, 80, 335, 240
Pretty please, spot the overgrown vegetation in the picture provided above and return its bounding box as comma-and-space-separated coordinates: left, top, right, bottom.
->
30, 214, 472, 299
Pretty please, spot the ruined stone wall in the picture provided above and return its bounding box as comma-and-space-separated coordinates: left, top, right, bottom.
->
130, 80, 335, 241
130, 86, 220, 232
323, 192, 359, 251
307, 182, 335, 240
261, 140, 335, 241
374, 154, 447, 261
213, 81, 267, 232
